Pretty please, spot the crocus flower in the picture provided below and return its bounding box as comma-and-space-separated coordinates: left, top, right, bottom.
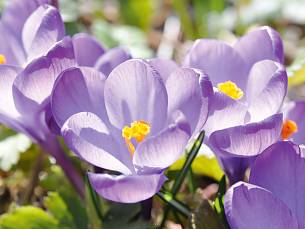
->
183, 26, 287, 182
0, 2, 85, 195
225, 141, 305, 229
282, 100, 305, 144
50, 59, 212, 203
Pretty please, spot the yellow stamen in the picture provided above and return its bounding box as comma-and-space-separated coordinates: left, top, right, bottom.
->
0, 55, 6, 64
281, 119, 298, 140
217, 81, 244, 100
122, 120, 151, 156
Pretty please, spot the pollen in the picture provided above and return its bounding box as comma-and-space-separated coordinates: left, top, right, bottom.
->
281, 119, 298, 140
217, 81, 244, 100
122, 120, 151, 156
0, 55, 6, 64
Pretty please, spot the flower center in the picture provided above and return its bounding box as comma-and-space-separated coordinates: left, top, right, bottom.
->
0, 55, 6, 64
122, 120, 151, 156
217, 81, 244, 100
281, 119, 298, 140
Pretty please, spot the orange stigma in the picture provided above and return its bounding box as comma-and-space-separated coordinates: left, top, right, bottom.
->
281, 120, 298, 140
122, 120, 151, 156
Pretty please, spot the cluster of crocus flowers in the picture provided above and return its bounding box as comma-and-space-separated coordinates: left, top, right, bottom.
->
2, 2, 305, 228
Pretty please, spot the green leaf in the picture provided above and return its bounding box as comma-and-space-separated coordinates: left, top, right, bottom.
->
160, 131, 205, 227
0, 206, 59, 229
157, 191, 190, 218
171, 131, 205, 195
44, 192, 76, 229
0, 133, 31, 171
85, 174, 103, 229
189, 199, 226, 229
287, 49, 305, 88
169, 155, 224, 181
213, 175, 229, 228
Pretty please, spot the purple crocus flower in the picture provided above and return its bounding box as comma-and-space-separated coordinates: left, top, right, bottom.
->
50, 59, 212, 203
225, 141, 305, 229
0, 2, 86, 195
183, 26, 287, 183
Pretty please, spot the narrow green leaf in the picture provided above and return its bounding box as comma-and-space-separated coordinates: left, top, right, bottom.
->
213, 175, 230, 228
157, 191, 190, 217
85, 174, 103, 229
172, 131, 205, 195
160, 131, 205, 227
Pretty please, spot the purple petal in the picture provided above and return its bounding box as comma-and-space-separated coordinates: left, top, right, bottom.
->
133, 121, 190, 173
1, 0, 54, 41
209, 113, 282, 157
218, 155, 252, 184
94, 47, 131, 76
0, 65, 22, 118
13, 37, 76, 115
166, 68, 212, 134
51, 67, 107, 127
72, 33, 105, 67
282, 101, 305, 144
225, 182, 298, 229
88, 172, 166, 203
234, 26, 284, 68
183, 39, 248, 90
203, 90, 248, 137
250, 141, 305, 228
22, 5, 65, 61
104, 59, 168, 134
62, 112, 133, 175
0, 24, 26, 66
246, 60, 287, 122
147, 58, 178, 82
0, 65, 30, 134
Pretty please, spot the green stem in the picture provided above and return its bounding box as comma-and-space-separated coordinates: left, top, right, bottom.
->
85, 174, 103, 221
157, 191, 190, 218
160, 131, 205, 227
187, 168, 196, 193
171, 131, 205, 195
